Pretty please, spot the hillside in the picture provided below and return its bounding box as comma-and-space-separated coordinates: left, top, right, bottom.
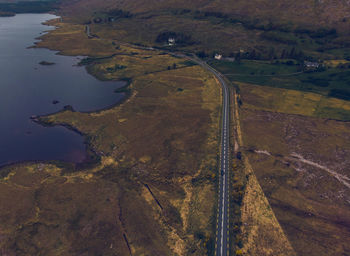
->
60, 0, 350, 33
53, 0, 350, 65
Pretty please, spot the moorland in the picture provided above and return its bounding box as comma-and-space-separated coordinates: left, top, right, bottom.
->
0, 0, 350, 255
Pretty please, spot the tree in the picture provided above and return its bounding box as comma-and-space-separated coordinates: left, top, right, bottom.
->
235, 52, 241, 63
249, 49, 256, 60
196, 51, 208, 58
280, 49, 287, 59
268, 47, 275, 60
289, 47, 296, 59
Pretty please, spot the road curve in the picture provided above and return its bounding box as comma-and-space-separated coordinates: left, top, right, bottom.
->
193, 59, 231, 256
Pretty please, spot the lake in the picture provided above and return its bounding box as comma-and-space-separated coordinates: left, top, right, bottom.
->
0, 13, 125, 166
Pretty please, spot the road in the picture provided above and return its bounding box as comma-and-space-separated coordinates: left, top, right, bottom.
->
208, 63, 230, 256
192, 59, 231, 256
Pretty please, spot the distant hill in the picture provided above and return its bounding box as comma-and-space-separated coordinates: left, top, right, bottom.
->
0, 0, 57, 13
59, 0, 350, 33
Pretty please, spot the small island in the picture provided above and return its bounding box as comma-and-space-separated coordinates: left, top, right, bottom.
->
39, 61, 55, 66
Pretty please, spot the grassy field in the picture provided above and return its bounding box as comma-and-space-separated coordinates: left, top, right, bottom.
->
229, 92, 296, 256
237, 81, 350, 255
210, 59, 300, 76
238, 82, 350, 121
211, 59, 350, 100
240, 108, 350, 256
0, 20, 222, 255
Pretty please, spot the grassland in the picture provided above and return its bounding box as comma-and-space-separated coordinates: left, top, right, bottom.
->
49, 0, 350, 68
237, 81, 350, 255
0, 19, 222, 255
75, 13, 350, 60
2, 0, 350, 254
211, 59, 350, 101
239, 82, 350, 121
59, 0, 350, 34
49, 1, 350, 255
228, 91, 296, 256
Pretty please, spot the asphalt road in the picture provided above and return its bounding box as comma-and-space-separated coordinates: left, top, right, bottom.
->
209, 64, 230, 256
163, 55, 231, 256
193, 59, 231, 256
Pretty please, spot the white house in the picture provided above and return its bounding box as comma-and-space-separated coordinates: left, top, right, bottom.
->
304, 61, 320, 69
168, 38, 176, 46
215, 54, 223, 60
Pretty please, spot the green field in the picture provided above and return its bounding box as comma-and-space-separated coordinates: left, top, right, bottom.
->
239, 82, 350, 121
210, 59, 350, 100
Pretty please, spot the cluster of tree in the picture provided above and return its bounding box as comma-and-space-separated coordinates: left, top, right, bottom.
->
236, 50, 263, 60
331, 36, 350, 50
241, 18, 293, 33
336, 63, 350, 69
105, 9, 133, 19
301, 77, 330, 87
195, 51, 209, 58
78, 54, 117, 66
232, 181, 245, 205
280, 47, 305, 60
328, 88, 350, 100
155, 31, 195, 45
92, 9, 133, 24
295, 27, 338, 39
170, 8, 191, 15
0, 0, 58, 14
193, 10, 229, 20
167, 63, 177, 70
236, 47, 305, 61
106, 64, 126, 73
261, 31, 298, 45
197, 46, 307, 62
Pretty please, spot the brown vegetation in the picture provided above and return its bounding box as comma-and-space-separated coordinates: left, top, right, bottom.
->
231, 92, 296, 256
0, 19, 221, 255
238, 83, 350, 255
59, 0, 350, 34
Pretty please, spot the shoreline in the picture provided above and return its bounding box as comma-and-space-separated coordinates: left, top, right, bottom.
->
0, 14, 132, 171
0, 79, 132, 171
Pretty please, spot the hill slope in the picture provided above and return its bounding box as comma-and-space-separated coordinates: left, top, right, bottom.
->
60, 0, 350, 33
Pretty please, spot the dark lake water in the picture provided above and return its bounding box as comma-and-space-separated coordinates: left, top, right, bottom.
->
0, 13, 125, 166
